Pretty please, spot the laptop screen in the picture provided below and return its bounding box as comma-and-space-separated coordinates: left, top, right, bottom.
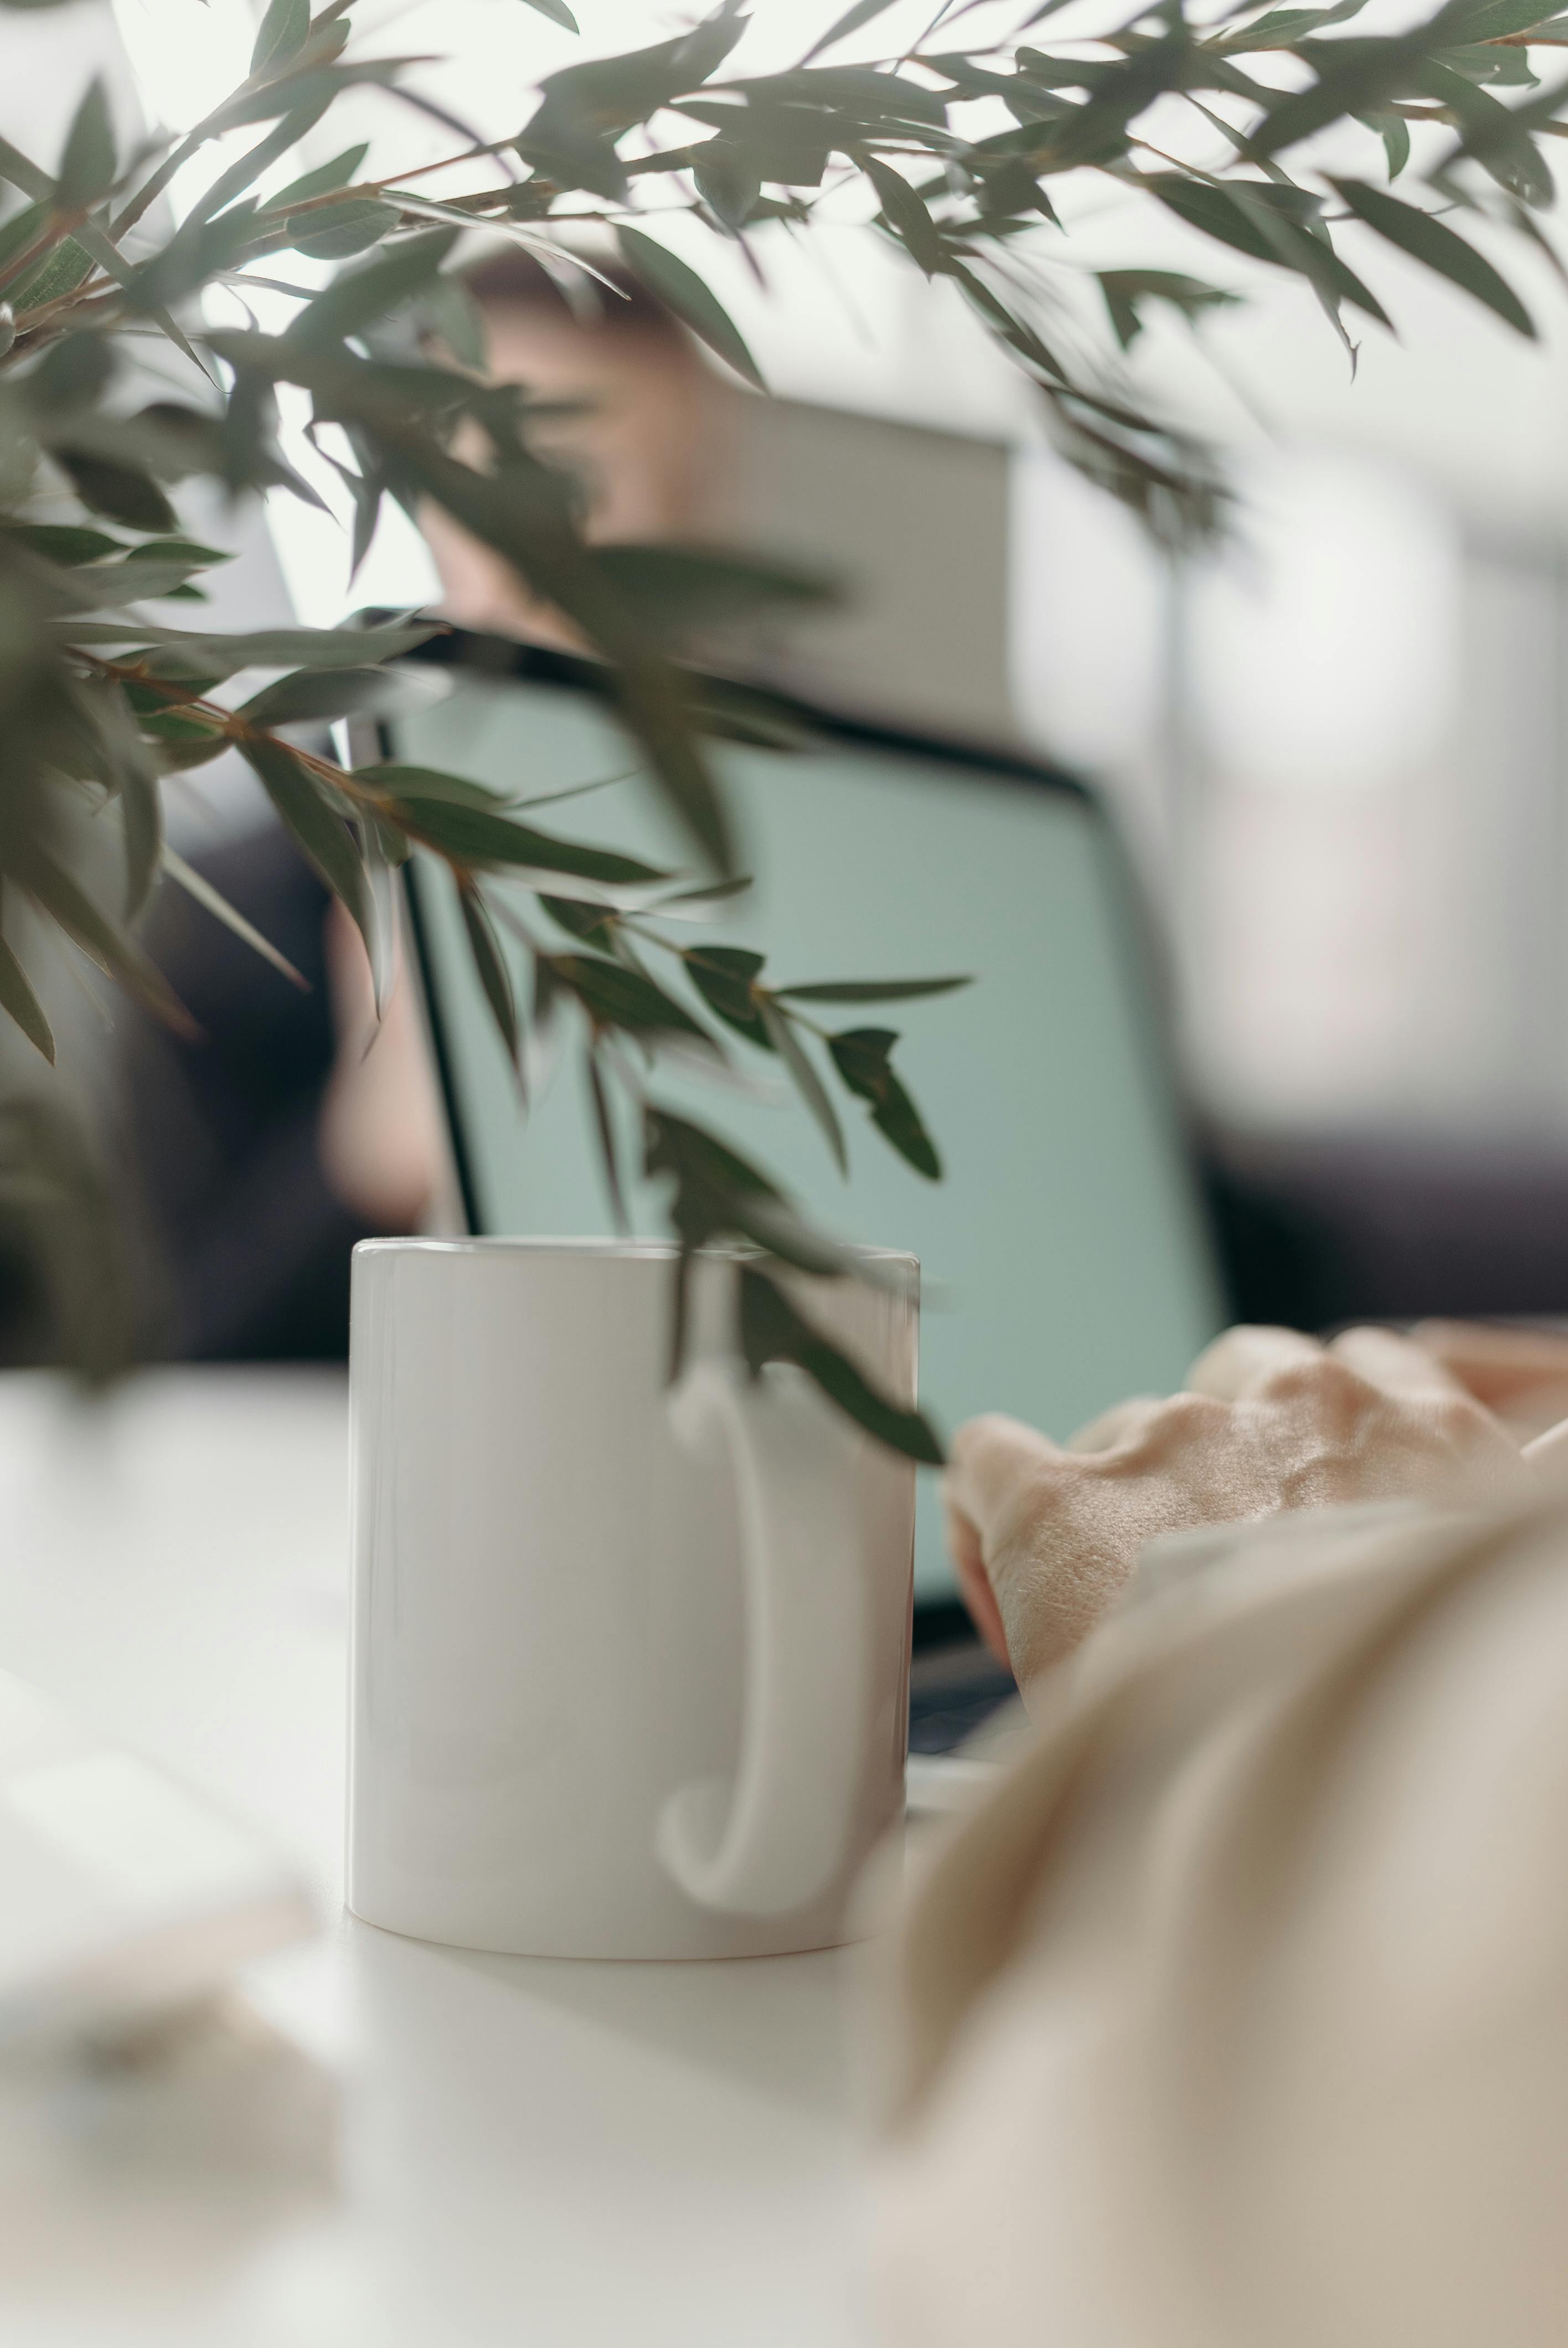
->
393, 648, 1224, 1600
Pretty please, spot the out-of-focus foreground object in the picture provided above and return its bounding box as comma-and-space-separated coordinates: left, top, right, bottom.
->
0, 1663, 310, 2055
877, 1487, 1568, 2348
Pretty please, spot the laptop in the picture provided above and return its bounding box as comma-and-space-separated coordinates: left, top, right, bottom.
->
383, 630, 1227, 1752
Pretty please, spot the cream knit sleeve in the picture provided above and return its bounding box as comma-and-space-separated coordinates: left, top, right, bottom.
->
875, 1486, 1568, 2348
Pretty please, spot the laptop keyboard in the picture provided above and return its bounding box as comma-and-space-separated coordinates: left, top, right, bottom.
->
907, 1626, 1017, 1755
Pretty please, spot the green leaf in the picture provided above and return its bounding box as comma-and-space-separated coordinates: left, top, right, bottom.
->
1096, 267, 1241, 349
1438, 39, 1540, 84
268, 143, 370, 211
386, 795, 669, 886
57, 79, 116, 210
236, 665, 427, 726
2, 523, 123, 565
1443, 0, 1566, 36
828, 1026, 941, 1179
66, 553, 215, 607
684, 943, 770, 1042
777, 974, 971, 1004
317, 441, 386, 583
122, 207, 259, 319
1248, 22, 1460, 159
541, 894, 615, 946
1415, 56, 1552, 206
239, 734, 370, 944
694, 145, 762, 233
726, 66, 950, 131
80, 674, 163, 913
154, 734, 235, 772
616, 224, 764, 388
658, 872, 755, 910
288, 197, 400, 260
9, 235, 94, 313
120, 758, 162, 916
1148, 173, 1392, 326
555, 952, 711, 1038
1358, 107, 1411, 178
801, 0, 900, 65
1329, 177, 1536, 336
585, 1049, 628, 1229
759, 997, 847, 1175
39, 387, 326, 513
213, 55, 429, 135
218, 333, 471, 426
643, 1106, 850, 1280
947, 258, 1072, 382
419, 272, 488, 372
121, 537, 232, 570
860, 152, 943, 275
250, 0, 310, 78
1213, 0, 1369, 51
528, 6, 746, 158
515, 121, 629, 204
290, 228, 457, 348
13, 845, 195, 1036
161, 846, 310, 990
591, 541, 835, 630
519, 0, 579, 24
365, 429, 734, 871
52, 452, 178, 534
0, 923, 55, 1065
675, 100, 831, 188
737, 1266, 942, 1465
0, 196, 47, 271
184, 99, 333, 230
645, 1103, 778, 1206
350, 761, 508, 812
29, 331, 116, 410
458, 884, 521, 1061
94, 619, 442, 679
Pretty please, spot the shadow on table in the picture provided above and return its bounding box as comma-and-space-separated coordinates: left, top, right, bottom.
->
348, 1913, 863, 2128
0, 1999, 338, 2316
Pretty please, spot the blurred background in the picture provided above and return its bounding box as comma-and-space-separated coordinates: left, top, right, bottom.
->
8, 0, 1568, 1360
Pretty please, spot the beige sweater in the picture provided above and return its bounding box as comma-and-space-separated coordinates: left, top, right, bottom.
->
877, 1487, 1568, 2347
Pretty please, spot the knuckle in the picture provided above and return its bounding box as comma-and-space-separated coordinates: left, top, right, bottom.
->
1428, 1395, 1486, 1445
1106, 1390, 1226, 1469
1162, 1392, 1228, 1434
1258, 1356, 1363, 1412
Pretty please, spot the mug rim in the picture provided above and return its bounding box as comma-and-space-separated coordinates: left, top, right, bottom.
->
353, 1235, 920, 1268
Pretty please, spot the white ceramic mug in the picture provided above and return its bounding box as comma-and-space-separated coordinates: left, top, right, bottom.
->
345, 1238, 919, 1960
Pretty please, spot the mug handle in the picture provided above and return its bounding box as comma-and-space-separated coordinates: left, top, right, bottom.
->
658, 1358, 868, 1918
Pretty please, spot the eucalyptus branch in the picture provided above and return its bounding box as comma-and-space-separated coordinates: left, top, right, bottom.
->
3, 0, 1568, 1432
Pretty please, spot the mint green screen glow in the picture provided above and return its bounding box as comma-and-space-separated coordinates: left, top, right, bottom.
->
398, 672, 1224, 1600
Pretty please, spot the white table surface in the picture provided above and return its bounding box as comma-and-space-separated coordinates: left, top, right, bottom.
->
0, 1368, 881, 2348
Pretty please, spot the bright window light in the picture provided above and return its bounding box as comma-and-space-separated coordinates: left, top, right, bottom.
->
1189, 449, 1461, 796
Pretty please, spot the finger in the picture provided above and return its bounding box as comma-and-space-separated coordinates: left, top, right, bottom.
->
1186, 1325, 1323, 1401
1414, 1320, 1568, 1409
323, 897, 378, 1041
1065, 1396, 1163, 1454
1524, 1418, 1568, 1476
946, 1413, 1068, 1546
942, 1485, 1012, 1666
1328, 1325, 1471, 1400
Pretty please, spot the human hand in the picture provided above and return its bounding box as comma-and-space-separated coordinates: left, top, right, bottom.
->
945, 1325, 1531, 1689
317, 900, 446, 1232
1409, 1319, 1568, 1439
